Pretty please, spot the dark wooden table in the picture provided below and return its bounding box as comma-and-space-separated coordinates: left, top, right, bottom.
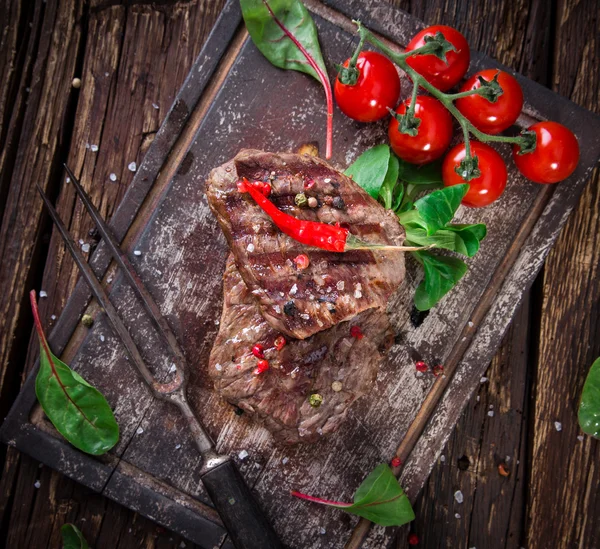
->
0, 0, 598, 548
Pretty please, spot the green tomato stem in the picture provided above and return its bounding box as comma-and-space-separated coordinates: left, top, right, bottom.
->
349, 33, 366, 68
407, 80, 419, 118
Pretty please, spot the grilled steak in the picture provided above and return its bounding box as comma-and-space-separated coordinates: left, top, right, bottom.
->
209, 256, 393, 444
206, 149, 406, 340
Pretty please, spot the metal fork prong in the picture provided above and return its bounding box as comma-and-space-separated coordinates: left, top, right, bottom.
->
63, 164, 189, 379
36, 183, 168, 395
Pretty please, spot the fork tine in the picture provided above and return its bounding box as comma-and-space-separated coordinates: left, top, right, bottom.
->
36, 183, 161, 393
64, 165, 189, 376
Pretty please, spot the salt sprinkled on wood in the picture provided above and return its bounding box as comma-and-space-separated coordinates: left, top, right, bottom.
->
487, 410, 494, 417
81, 243, 90, 253
554, 421, 562, 432
455, 513, 461, 519
480, 377, 488, 383
440, 455, 446, 462
238, 449, 249, 460
50, 315, 56, 320
39, 291, 47, 298
90, 144, 98, 152
109, 173, 117, 182
34, 481, 41, 489
136, 427, 144, 435
454, 490, 463, 504
133, 250, 142, 256
282, 457, 289, 465
128, 162, 137, 172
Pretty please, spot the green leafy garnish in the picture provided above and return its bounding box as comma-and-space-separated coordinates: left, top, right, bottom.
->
579, 357, 600, 439
292, 464, 415, 526
412, 251, 468, 311
31, 291, 119, 456
344, 144, 393, 200
345, 145, 487, 311
61, 524, 90, 549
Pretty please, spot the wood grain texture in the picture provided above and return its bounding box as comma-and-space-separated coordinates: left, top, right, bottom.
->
0, 1, 599, 549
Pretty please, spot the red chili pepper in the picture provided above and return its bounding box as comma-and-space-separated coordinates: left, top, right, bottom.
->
241, 178, 348, 253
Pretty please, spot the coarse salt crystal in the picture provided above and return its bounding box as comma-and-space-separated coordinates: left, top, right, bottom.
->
323, 178, 331, 183
282, 457, 289, 465
39, 291, 47, 298
133, 250, 142, 256
238, 450, 249, 460
136, 427, 144, 435
319, 527, 326, 535
480, 377, 488, 383
554, 421, 562, 432
577, 435, 584, 441
468, 321, 474, 327
489, 404, 494, 409
169, 364, 177, 373
81, 243, 90, 253
51, 315, 56, 320
289, 284, 298, 295
215, 364, 222, 371
152, 103, 159, 109
274, 305, 281, 314
440, 455, 446, 462
455, 513, 461, 519
90, 144, 98, 152
300, 313, 310, 320
99, 335, 105, 342
454, 490, 463, 504
476, 395, 480, 402
109, 173, 117, 182
34, 481, 41, 489
128, 162, 137, 172
487, 410, 494, 417
354, 290, 362, 298
336, 280, 345, 291
66, 177, 71, 184
175, 444, 181, 450
85, 143, 90, 149
247, 243, 255, 252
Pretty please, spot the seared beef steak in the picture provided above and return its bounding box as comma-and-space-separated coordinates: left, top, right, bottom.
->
209, 256, 393, 444
206, 149, 406, 340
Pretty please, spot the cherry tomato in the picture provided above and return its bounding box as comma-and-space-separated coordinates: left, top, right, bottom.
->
405, 25, 470, 91
512, 122, 579, 184
456, 69, 523, 134
442, 141, 507, 207
334, 51, 401, 122
388, 96, 453, 165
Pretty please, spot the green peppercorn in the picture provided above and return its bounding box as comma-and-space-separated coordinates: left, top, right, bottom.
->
294, 193, 308, 207
309, 393, 323, 407
81, 314, 94, 328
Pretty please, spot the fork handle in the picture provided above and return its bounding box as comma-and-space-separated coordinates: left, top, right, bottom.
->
201, 458, 283, 549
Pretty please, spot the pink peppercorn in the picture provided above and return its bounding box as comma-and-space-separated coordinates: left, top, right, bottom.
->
254, 360, 269, 375
252, 343, 265, 359
408, 533, 419, 545
350, 326, 364, 339
433, 364, 444, 377
274, 335, 286, 351
294, 254, 310, 270
391, 457, 402, 468
415, 360, 427, 372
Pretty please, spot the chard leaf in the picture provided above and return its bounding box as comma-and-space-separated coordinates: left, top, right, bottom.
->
292, 464, 414, 527
61, 524, 89, 549
378, 154, 400, 209
240, 0, 333, 157
413, 184, 469, 235
579, 357, 600, 439
344, 144, 392, 200
412, 251, 468, 311
31, 291, 119, 456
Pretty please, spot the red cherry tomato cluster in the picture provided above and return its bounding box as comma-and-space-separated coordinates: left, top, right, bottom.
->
335, 25, 580, 207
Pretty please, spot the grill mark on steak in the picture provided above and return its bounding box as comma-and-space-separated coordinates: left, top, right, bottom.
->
209, 256, 393, 444
206, 149, 406, 340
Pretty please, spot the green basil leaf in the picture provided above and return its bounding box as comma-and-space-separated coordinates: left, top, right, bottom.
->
378, 154, 400, 209
31, 292, 119, 456
398, 158, 443, 185
61, 524, 89, 549
345, 144, 392, 199
412, 251, 468, 311
343, 464, 415, 526
240, 0, 327, 83
405, 223, 487, 257
413, 184, 469, 235
579, 357, 600, 439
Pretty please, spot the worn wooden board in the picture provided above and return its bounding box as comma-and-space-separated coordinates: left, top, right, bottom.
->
2, 1, 600, 548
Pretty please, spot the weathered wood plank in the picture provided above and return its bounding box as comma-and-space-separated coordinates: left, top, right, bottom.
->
526, 1, 600, 546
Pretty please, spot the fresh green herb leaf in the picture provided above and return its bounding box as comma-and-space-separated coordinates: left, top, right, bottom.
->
579, 357, 600, 439
404, 222, 487, 257
412, 184, 469, 235
61, 524, 89, 549
240, 0, 334, 158
397, 158, 443, 186
291, 464, 414, 526
344, 144, 392, 200
411, 251, 468, 311
31, 291, 119, 456
379, 154, 400, 209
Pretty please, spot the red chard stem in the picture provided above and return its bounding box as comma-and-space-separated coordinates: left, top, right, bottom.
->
290, 490, 352, 507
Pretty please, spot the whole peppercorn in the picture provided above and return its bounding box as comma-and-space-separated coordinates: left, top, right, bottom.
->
408, 533, 419, 545
309, 393, 323, 407
294, 193, 308, 207
332, 196, 346, 210
307, 196, 318, 208
81, 314, 94, 328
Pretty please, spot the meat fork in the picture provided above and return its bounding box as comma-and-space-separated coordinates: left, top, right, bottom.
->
36, 166, 282, 549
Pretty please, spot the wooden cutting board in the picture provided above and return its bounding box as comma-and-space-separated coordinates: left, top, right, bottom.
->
3, 1, 600, 548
